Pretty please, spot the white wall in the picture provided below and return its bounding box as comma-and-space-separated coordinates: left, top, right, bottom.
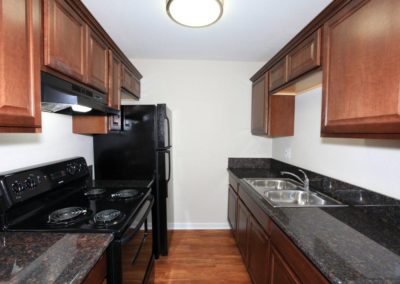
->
273, 88, 400, 200
0, 112, 94, 172
125, 59, 273, 229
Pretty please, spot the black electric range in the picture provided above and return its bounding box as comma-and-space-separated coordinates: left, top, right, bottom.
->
0, 157, 155, 283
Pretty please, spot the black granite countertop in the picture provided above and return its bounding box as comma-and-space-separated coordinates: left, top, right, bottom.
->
0, 232, 113, 283
228, 160, 400, 284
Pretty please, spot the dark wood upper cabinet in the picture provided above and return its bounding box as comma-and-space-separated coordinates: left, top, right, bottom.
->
251, 73, 295, 137
122, 65, 141, 99
251, 75, 269, 135
247, 216, 270, 284
0, 0, 42, 133
86, 28, 109, 92
287, 29, 321, 82
322, 0, 400, 137
269, 58, 287, 91
43, 0, 86, 81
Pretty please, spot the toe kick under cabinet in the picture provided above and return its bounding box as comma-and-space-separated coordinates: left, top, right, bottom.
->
228, 174, 328, 284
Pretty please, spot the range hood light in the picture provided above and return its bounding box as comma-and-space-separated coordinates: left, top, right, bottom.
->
71, 105, 92, 113
166, 0, 223, 28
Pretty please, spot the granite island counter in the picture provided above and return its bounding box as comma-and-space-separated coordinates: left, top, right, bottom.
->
0, 232, 113, 283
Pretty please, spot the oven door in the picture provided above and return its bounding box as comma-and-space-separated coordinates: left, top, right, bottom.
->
108, 197, 154, 284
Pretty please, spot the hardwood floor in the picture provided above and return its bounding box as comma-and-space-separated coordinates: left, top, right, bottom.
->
154, 230, 251, 283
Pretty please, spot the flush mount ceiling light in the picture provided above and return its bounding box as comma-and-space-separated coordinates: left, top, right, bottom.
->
166, 0, 224, 28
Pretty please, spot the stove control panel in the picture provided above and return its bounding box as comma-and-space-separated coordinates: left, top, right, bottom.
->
0, 157, 89, 210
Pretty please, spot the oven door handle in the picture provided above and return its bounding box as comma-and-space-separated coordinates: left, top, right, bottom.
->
120, 197, 154, 245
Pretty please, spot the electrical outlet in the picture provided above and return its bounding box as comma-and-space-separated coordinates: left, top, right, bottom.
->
284, 148, 292, 161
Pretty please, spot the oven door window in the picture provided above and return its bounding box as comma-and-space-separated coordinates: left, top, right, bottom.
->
121, 220, 153, 283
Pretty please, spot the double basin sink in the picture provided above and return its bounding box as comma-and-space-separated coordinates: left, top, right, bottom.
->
243, 178, 346, 208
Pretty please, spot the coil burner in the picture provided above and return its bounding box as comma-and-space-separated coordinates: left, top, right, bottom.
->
84, 188, 106, 199
93, 209, 125, 227
48, 207, 91, 226
110, 189, 143, 200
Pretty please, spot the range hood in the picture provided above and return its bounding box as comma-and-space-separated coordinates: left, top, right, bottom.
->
41, 72, 118, 115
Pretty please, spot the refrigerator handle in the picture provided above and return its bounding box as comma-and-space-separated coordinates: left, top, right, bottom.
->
166, 150, 171, 183
165, 116, 171, 148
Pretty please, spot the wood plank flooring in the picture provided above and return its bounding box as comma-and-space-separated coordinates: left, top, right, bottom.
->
154, 230, 251, 283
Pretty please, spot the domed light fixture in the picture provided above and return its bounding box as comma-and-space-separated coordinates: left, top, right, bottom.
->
166, 0, 224, 28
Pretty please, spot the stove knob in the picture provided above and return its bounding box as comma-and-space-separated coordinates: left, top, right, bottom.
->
67, 164, 77, 175
11, 182, 23, 194
76, 163, 83, 172
25, 177, 36, 190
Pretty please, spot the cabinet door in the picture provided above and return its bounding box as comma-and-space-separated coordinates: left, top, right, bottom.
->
287, 29, 321, 81
237, 199, 250, 263
270, 246, 301, 284
269, 58, 287, 91
322, 0, 400, 135
108, 51, 121, 110
122, 65, 140, 98
251, 74, 268, 135
43, 0, 86, 81
248, 216, 270, 284
86, 28, 109, 92
227, 186, 238, 236
0, 0, 41, 132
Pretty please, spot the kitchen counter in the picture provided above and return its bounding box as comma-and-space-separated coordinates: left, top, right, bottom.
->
229, 162, 400, 283
0, 232, 113, 283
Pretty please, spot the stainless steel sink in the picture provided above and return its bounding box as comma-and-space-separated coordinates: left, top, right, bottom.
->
263, 190, 346, 208
243, 178, 302, 191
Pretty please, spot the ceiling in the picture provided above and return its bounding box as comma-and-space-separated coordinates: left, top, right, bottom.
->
82, 0, 332, 62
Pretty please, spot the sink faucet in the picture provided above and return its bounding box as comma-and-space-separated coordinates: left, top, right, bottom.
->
280, 169, 310, 192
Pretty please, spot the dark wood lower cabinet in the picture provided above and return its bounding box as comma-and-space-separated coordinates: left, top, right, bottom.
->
227, 186, 237, 237
247, 216, 270, 284
229, 174, 329, 284
236, 199, 250, 262
270, 246, 301, 284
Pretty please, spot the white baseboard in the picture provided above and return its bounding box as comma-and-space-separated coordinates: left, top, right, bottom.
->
168, 223, 230, 230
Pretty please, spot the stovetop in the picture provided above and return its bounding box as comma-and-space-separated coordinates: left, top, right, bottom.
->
4, 185, 151, 237
0, 157, 154, 238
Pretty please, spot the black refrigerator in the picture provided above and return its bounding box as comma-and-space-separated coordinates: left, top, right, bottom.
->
93, 104, 172, 258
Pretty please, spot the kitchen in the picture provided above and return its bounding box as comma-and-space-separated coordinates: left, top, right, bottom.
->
1, 0, 400, 283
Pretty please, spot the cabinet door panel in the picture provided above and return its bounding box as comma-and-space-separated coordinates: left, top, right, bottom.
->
108, 51, 121, 110
0, 0, 41, 131
322, 0, 400, 134
269, 58, 287, 91
87, 28, 108, 92
44, 0, 86, 81
237, 199, 250, 263
248, 217, 269, 284
270, 247, 301, 284
122, 65, 140, 98
287, 29, 321, 81
251, 74, 268, 135
228, 186, 237, 236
